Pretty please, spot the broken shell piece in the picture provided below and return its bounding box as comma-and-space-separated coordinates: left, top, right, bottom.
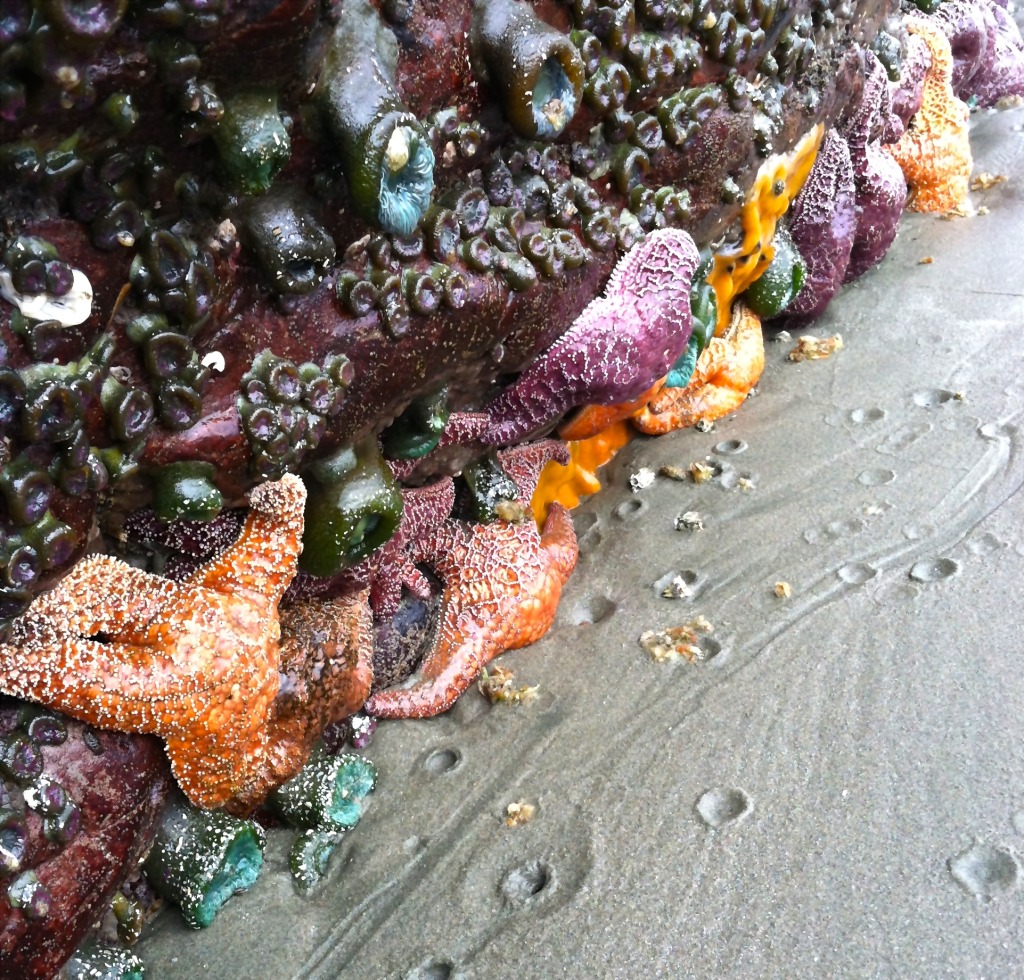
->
201, 351, 227, 372
0, 267, 93, 326
661, 576, 693, 599
694, 419, 715, 433
639, 615, 713, 663
689, 461, 718, 483
478, 665, 538, 705
774, 581, 792, 598
630, 468, 656, 492
505, 801, 536, 828
675, 511, 704, 532
788, 334, 843, 362
658, 465, 689, 482
969, 172, 1007, 191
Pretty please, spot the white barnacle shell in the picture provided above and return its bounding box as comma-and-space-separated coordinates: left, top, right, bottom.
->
0, 267, 94, 326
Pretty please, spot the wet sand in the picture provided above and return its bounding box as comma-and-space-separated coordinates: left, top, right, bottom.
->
138, 97, 1024, 978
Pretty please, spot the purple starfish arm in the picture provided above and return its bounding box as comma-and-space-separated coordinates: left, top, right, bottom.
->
783, 129, 857, 321
387, 412, 491, 481
933, 0, 994, 96
497, 440, 572, 503
122, 508, 246, 558
961, 0, 1024, 105
891, 34, 931, 127
840, 51, 908, 283
482, 229, 700, 446
367, 477, 456, 619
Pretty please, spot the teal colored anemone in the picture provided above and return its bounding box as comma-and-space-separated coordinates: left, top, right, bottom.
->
471, 0, 585, 140
143, 796, 265, 930
378, 125, 435, 237
317, 0, 435, 236
665, 334, 701, 389
531, 56, 579, 137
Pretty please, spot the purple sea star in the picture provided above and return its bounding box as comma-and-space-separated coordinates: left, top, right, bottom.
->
388, 411, 491, 481
497, 440, 571, 499
482, 229, 700, 446
840, 50, 908, 282
933, 0, 1024, 106
783, 129, 857, 321
891, 33, 931, 127
367, 477, 455, 619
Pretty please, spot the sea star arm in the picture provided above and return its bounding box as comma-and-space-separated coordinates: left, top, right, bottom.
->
634, 304, 764, 434
483, 229, 699, 445
0, 624, 215, 734
23, 554, 180, 643
539, 503, 579, 582
225, 592, 375, 814
367, 502, 577, 719
183, 474, 306, 603
362, 600, 497, 719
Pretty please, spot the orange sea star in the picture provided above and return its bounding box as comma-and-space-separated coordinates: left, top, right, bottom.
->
0, 476, 307, 810
633, 303, 764, 435
366, 443, 579, 719
229, 590, 375, 814
887, 18, 972, 213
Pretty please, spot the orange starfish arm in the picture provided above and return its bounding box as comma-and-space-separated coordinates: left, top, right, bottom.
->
183, 474, 305, 603
558, 378, 666, 442
0, 626, 218, 733
540, 503, 579, 582
24, 555, 180, 642
634, 304, 764, 435
886, 19, 971, 213
368, 504, 577, 719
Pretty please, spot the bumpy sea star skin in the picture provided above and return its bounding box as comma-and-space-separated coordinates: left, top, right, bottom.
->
482, 229, 700, 446
841, 51, 908, 282
891, 33, 931, 127
979, 1, 1024, 105
784, 129, 857, 319
228, 591, 375, 816
887, 19, 972, 213
934, 0, 1024, 106
0, 476, 306, 810
634, 304, 764, 434
368, 478, 456, 620
365, 442, 578, 719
